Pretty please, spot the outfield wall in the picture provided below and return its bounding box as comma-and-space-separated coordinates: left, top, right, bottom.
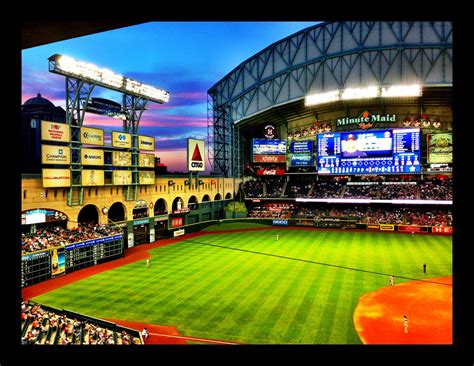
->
167, 217, 452, 236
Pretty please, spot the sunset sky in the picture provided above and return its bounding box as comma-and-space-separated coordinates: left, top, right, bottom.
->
22, 21, 319, 173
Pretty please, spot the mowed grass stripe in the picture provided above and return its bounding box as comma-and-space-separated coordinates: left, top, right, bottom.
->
196, 251, 281, 341
325, 232, 365, 344
218, 253, 300, 343
316, 231, 352, 344
264, 236, 322, 343
144, 244, 249, 324
287, 231, 336, 343
178, 248, 273, 338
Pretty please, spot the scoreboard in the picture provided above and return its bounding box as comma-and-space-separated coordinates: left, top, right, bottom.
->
317, 128, 421, 175
21, 234, 123, 287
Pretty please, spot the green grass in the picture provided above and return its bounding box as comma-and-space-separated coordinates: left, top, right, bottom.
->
32, 229, 452, 344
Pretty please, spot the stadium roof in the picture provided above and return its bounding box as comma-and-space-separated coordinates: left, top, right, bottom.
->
235, 85, 452, 130
21, 20, 148, 49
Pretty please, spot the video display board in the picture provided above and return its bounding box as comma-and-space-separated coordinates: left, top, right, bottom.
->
317, 128, 421, 174
287, 140, 314, 167
253, 139, 286, 155
21, 235, 123, 287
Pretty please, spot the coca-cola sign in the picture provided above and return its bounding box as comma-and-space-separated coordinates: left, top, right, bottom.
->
256, 169, 285, 175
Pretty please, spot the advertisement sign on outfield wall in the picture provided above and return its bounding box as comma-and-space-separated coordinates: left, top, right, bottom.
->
112, 131, 132, 148
80, 126, 104, 146
41, 145, 71, 165
173, 229, 185, 237
138, 135, 155, 151
82, 148, 104, 166
41, 121, 70, 142
42, 169, 71, 187
398, 225, 427, 233
187, 138, 206, 171
431, 226, 452, 234
380, 224, 395, 231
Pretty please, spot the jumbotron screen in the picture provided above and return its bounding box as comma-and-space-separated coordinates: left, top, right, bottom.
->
317, 128, 421, 174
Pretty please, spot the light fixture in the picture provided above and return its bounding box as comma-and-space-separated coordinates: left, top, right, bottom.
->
380, 84, 422, 97
48, 54, 170, 104
341, 86, 379, 100
305, 90, 340, 106
102, 207, 109, 214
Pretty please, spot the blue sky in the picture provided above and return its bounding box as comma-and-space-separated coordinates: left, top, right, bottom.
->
22, 21, 320, 173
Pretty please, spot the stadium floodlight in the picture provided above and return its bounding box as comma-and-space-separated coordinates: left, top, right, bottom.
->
305, 90, 341, 106
341, 86, 379, 100
380, 84, 422, 97
48, 54, 170, 104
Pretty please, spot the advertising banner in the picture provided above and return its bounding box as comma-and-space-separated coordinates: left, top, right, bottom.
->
289, 140, 313, 153
42, 169, 71, 187
139, 171, 155, 184
187, 138, 206, 171
80, 126, 104, 146
272, 220, 289, 226
41, 145, 71, 165
380, 224, 395, 231
139, 153, 155, 168
256, 169, 286, 175
112, 151, 132, 166
398, 225, 426, 233
51, 247, 66, 278
112, 131, 132, 148
154, 215, 168, 222
81, 148, 104, 166
431, 226, 452, 234
253, 139, 286, 155
367, 224, 380, 230
113, 170, 132, 185
149, 228, 155, 243
81, 170, 104, 186
253, 155, 286, 163
128, 232, 134, 248
288, 153, 313, 167
41, 121, 70, 142
173, 229, 185, 237
427, 133, 453, 164
171, 217, 183, 228
138, 135, 155, 151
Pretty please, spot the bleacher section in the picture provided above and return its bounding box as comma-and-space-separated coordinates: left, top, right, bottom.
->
21, 300, 143, 345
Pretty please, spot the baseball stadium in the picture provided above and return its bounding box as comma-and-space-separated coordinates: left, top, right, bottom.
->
20, 21, 452, 346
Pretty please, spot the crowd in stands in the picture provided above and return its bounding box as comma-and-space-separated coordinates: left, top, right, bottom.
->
21, 301, 142, 345
242, 179, 265, 198
378, 183, 419, 200
419, 179, 453, 200
265, 177, 286, 198
242, 176, 452, 201
309, 180, 345, 198
342, 184, 380, 199
293, 205, 453, 226
21, 222, 122, 255
248, 202, 295, 219
284, 176, 313, 198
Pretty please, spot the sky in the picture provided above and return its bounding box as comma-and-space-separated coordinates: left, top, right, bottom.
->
22, 21, 320, 173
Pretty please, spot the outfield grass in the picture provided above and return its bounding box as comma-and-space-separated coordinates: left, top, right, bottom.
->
32, 228, 452, 344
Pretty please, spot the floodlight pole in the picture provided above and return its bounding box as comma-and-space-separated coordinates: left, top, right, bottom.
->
122, 94, 149, 202
65, 77, 96, 206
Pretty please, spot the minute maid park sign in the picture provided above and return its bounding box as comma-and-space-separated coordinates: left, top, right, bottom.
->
337, 110, 396, 129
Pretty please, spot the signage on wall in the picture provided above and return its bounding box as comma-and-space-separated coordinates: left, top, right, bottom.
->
336, 110, 396, 129
264, 124, 276, 139
187, 138, 206, 171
